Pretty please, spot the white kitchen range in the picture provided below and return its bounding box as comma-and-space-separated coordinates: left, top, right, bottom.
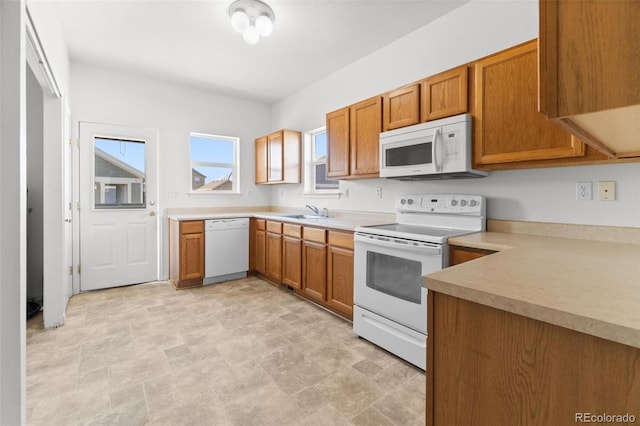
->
353, 194, 486, 369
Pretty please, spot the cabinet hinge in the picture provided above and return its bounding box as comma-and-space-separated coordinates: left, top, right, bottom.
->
77, 264, 81, 274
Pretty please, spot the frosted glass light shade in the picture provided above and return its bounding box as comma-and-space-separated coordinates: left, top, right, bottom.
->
243, 26, 260, 45
255, 15, 273, 37
230, 10, 249, 33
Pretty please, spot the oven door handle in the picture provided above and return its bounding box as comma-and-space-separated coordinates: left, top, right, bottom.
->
355, 233, 442, 256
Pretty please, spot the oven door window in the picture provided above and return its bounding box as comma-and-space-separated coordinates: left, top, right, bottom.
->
366, 251, 423, 304
385, 139, 432, 167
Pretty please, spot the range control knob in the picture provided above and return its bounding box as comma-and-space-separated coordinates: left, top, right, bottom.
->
460, 199, 467, 207
400, 199, 406, 205
450, 199, 458, 206
469, 199, 477, 207
407, 199, 414, 205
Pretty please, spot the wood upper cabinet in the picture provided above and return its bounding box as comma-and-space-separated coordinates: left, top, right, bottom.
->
350, 96, 382, 177
473, 40, 586, 168
326, 107, 350, 178
327, 231, 354, 319
255, 130, 301, 184
421, 65, 468, 122
169, 220, 204, 289
255, 136, 268, 184
326, 96, 381, 179
282, 224, 302, 290
539, 0, 640, 159
265, 221, 282, 283
383, 84, 420, 131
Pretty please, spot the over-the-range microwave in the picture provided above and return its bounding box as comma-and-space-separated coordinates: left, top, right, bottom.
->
379, 113, 488, 180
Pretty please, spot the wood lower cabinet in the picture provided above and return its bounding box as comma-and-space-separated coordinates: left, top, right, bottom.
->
169, 219, 204, 289
265, 221, 282, 283
282, 224, 302, 289
426, 292, 640, 425
249, 220, 354, 320
254, 219, 266, 275
302, 227, 327, 303
473, 40, 586, 168
421, 65, 468, 122
449, 245, 495, 266
383, 83, 420, 131
327, 231, 354, 318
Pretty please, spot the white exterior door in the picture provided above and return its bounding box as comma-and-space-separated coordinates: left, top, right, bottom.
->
79, 122, 158, 291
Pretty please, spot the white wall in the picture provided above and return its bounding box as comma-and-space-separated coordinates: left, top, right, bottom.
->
27, 1, 73, 328
27, 66, 44, 304
70, 63, 273, 279
271, 0, 640, 228
0, 0, 27, 423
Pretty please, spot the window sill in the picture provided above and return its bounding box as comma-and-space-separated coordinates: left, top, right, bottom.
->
188, 191, 242, 197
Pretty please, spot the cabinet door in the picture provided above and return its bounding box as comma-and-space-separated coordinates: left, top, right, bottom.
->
474, 40, 584, 166
180, 233, 204, 281
266, 232, 282, 282
327, 245, 354, 318
255, 136, 268, 184
302, 240, 327, 303
255, 229, 266, 275
268, 131, 283, 182
421, 65, 468, 122
449, 245, 495, 266
350, 96, 382, 176
282, 236, 302, 289
383, 84, 420, 131
326, 107, 350, 178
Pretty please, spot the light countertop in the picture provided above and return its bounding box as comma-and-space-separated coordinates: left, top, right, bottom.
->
426, 232, 640, 349
167, 211, 395, 232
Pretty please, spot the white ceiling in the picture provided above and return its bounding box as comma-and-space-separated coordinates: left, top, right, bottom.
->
51, 0, 469, 104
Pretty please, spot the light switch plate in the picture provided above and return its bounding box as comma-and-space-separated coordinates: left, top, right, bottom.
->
598, 181, 616, 201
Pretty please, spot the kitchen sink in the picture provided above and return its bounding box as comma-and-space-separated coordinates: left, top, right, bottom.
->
278, 214, 328, 220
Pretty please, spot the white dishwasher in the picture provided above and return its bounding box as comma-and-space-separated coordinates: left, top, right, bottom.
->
204, 218, 249, 285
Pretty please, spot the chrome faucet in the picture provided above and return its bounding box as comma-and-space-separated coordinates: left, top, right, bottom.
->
305, 204, 319, 215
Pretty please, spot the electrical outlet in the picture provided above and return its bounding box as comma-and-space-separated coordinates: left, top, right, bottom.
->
598, 181, 616, 201
375, 187, 382, 199
576, 181, 592, 200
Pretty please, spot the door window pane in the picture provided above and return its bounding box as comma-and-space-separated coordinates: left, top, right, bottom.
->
366, 251, 422, 304
94, 138, 146, 209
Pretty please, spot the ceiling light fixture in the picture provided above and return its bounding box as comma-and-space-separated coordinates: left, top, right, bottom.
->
229, 0, 274, 45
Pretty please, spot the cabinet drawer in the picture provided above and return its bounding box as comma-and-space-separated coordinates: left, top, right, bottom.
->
266, 220, 282, 234
283, 223, 302, 238
303, 227, 326, 243
255, 219, 266, 231
328, 231, 354, 250
180, 220, 203, 234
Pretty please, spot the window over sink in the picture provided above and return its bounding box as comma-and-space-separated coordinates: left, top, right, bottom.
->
304, 127, 339, 195
189, 132, 240, 194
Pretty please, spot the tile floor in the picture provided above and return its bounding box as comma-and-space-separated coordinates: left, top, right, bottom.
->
26, 277, 425, 425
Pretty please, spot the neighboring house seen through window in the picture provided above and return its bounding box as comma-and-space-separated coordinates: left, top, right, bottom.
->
190, 133, 240, 193
305, 128, 339, 194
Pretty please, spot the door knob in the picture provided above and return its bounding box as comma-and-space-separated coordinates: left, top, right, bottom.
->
149, 211, 156, 217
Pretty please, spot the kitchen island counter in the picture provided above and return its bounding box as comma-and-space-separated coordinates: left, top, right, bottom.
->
426, 231, 640, 348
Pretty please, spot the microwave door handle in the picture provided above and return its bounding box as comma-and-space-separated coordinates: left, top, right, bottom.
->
433, 128, 442, 172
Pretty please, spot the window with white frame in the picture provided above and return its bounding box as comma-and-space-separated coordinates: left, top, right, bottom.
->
304, 127, 339, 194
190, 133, 240, 193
